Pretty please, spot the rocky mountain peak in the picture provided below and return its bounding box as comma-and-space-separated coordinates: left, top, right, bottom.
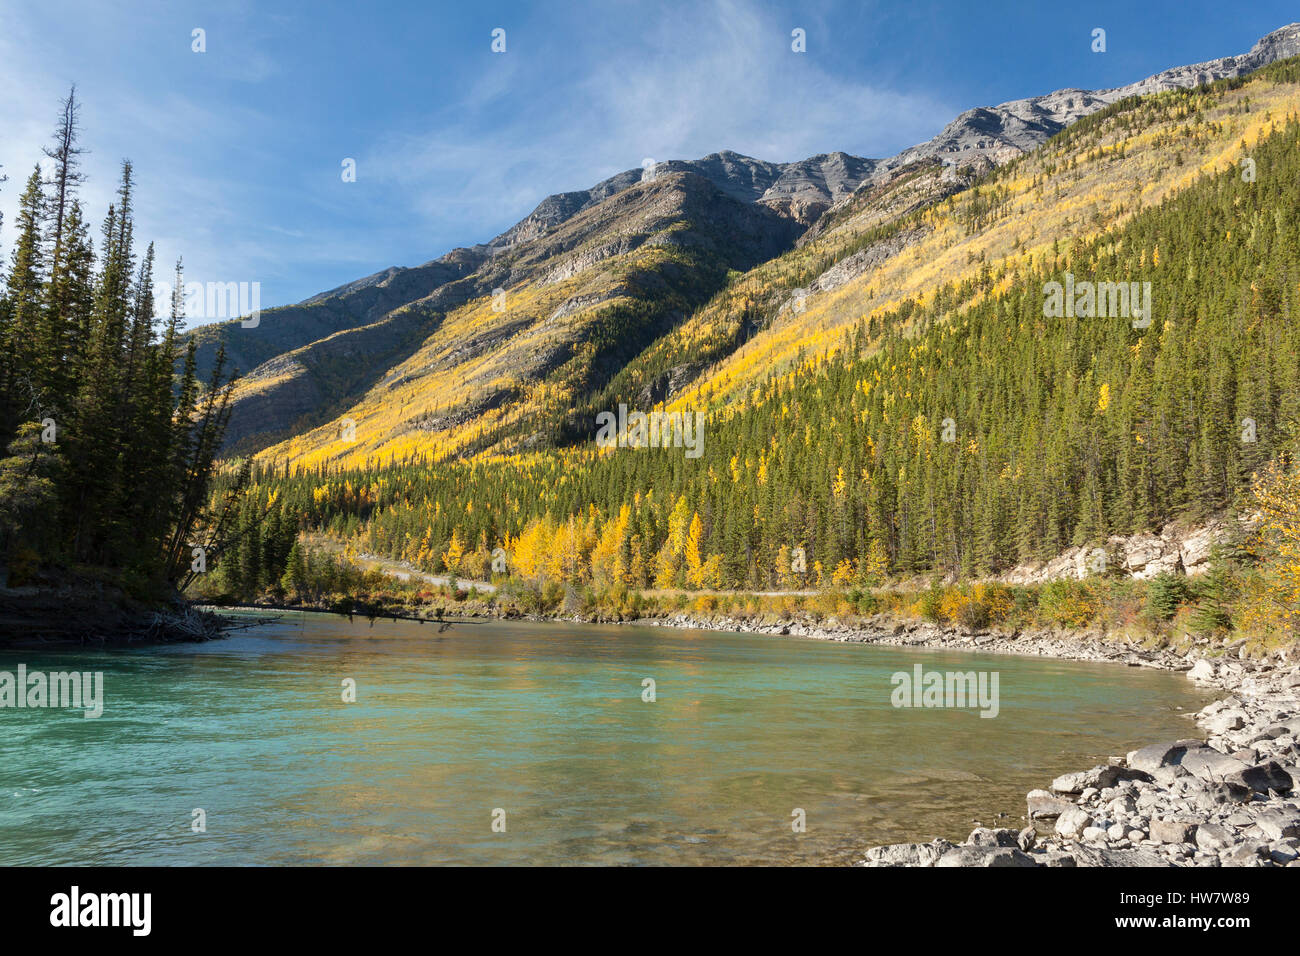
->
869, 22, 1300, 182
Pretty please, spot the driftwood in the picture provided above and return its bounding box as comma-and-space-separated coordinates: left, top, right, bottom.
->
204, 600, 489, 630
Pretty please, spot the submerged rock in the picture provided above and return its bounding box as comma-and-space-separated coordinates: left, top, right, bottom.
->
1027, 789, 1074, 820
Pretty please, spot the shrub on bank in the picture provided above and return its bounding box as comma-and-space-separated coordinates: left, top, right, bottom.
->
198, 536, 1281, 655
1037, 579, 1100, 628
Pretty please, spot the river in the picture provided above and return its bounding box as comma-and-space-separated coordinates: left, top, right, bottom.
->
0, 612, 1213, 865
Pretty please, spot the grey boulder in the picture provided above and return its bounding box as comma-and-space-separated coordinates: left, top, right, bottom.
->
936, 845, 1039, 867
1129, 739, 1205, 774
1225, 761, 1293, 794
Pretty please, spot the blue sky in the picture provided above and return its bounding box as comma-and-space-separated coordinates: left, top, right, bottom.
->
2, 0, 1297, 319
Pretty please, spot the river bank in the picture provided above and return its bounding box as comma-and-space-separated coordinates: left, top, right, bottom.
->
539, 608, 1298, 867
656, 613, 1298, 868
508, 606, 1288, 866
861, 652, 1300, 867
0, 585, 234, 647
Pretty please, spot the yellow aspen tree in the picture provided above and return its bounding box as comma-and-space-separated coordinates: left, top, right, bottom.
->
652, 540, 678, 589
512, 518, 548, 580
1252, 463, 1300, 632
776, 544, 794, 589
591, 505, 631, 585
865, 539, 890, 581
685, 512, 705, 587
832, 558, 855, 586
441, 529, 466, 574
667, 495, 691, 555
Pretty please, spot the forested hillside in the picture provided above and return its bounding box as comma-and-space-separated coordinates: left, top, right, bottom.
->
184, 25, 1298, 469
251, 59, 1300, 473
199, 153, 869, 457
224, 171, 801, 462
214, 60, 1300, 630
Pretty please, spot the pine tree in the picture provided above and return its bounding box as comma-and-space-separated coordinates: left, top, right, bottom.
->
281, 539, 307, 600
4, 168, 47, 428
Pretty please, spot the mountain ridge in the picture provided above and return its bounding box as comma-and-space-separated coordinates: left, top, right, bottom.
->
293, 22, 1300, 314
191, 22, 1300, 460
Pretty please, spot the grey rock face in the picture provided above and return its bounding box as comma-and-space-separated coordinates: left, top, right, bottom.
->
1181, 749, 1251, 782
1052, 765, 1152, 794
1255, 718, 1300, 741
1269, 843, 1299, 864
1150, 818, 1199, 845
1069, 845, 1174, 867
1055, 807, 1093, 838
1205, 710, 1246, 734
967, 827, 1021, 847
1042, 849, 1078, 867
1253, 810, 1300, 841
1221, 842, 1266, 866
1196, 823, 1234, 851
1188, 660, 1218, 682
492, 25, 1300, 254
1028, 789, 1074, 820
870, 23, 1300, 184
1151, 765, 1192, 788
1185, 781, 1252, 810
490, 150, 879, 248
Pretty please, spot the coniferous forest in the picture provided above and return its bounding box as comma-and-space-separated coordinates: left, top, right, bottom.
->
0, 90, 234, 603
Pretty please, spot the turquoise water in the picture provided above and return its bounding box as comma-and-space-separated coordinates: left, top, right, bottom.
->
0, 612, 1212, 865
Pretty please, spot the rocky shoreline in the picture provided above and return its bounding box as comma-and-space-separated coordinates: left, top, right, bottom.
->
864, 655, 1300, 868
607, 611, 1300, 867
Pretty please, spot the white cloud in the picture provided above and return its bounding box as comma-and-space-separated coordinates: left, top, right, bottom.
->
362, 0, 953, 252
1, 0, 956, 316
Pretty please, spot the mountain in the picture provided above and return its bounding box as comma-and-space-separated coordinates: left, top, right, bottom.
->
217, 169, 802, 454
189, 23, 1300, 461
238, 51, 1300, 599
